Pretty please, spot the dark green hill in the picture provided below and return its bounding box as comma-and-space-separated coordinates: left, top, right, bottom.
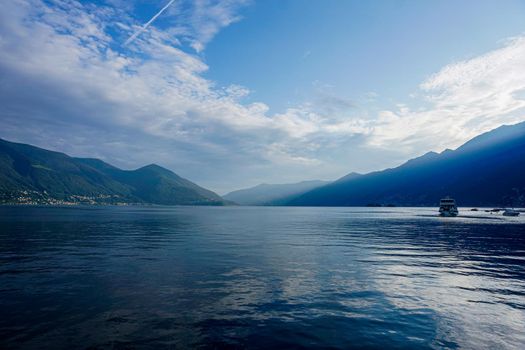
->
0, 139, 226, 205
75, 160, 225, 205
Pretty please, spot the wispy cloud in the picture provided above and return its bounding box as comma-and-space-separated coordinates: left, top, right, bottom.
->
146, 0, 251, 52
368, 36, 525, 152
0, 0, 524, 192
124, 0, 176, 46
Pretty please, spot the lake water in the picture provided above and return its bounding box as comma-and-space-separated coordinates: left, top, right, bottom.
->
0, 206, 524, 349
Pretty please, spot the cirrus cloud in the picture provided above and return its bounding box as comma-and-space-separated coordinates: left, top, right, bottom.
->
0, 0, 524, 192
369, 36, 525, 152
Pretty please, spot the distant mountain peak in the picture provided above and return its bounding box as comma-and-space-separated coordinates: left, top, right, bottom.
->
400, 151, 440, 168
135, 163, 176, 176
224, 179, 330, 205
335, 172, 362, 183
143, 163, 162, 169
288, 121, 525, 207
457, 121, 525, 153
140, 163, 165, 171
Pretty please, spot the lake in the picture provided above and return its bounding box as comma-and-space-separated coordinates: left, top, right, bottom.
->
0, 206, 524, 349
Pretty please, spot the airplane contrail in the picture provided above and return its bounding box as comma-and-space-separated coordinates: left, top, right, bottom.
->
124, 0, 176, 46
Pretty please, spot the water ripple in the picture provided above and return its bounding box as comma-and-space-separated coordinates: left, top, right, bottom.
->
0, 206, 524, 349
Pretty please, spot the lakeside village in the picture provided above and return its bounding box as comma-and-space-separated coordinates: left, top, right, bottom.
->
0, 190, 521, 217
0, 190, 134, 206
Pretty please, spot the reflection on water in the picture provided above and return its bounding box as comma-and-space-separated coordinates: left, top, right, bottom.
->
0, 206, 524, 349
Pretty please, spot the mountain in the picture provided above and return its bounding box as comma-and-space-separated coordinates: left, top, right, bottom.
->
0, 138, 226, 205
333, 172, 362, 183
288, 122, 525, 207
223, 180, 330, 205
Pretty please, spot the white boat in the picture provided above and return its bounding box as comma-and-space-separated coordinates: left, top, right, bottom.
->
502, 208, 520, 217
439, 197, 458, 217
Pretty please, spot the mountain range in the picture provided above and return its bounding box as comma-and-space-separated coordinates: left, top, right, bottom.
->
0, 138, 226, 205
223, 180, 330, 205
1, 121, 524, 207
287, 121, 525, 207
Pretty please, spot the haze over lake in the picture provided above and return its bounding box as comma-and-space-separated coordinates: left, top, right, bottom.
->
1, 206, 524, 349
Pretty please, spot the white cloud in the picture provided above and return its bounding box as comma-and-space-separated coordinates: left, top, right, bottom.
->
0, 0, 524, 192
369, 36, 525, 152
163, 0, 251, 52
0, 0, 364, 190
124, 0, 176, 46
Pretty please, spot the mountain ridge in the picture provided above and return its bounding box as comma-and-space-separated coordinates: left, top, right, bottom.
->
287, 121, 525, 207
3, 121, 524, 207
0, 138, 226, 206
223, 180, 330, 205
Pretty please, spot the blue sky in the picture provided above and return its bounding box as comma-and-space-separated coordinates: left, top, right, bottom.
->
1, 0, 525, 193
205, 0, 525, 111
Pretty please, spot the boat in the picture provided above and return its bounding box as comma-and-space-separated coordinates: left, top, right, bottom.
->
502, 208, 520, 217
439, 197, 458, 217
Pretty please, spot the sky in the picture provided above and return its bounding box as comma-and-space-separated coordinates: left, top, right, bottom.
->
1, 0, 525, 194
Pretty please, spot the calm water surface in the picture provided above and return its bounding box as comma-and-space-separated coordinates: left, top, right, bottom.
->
0, 206, 524, 349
